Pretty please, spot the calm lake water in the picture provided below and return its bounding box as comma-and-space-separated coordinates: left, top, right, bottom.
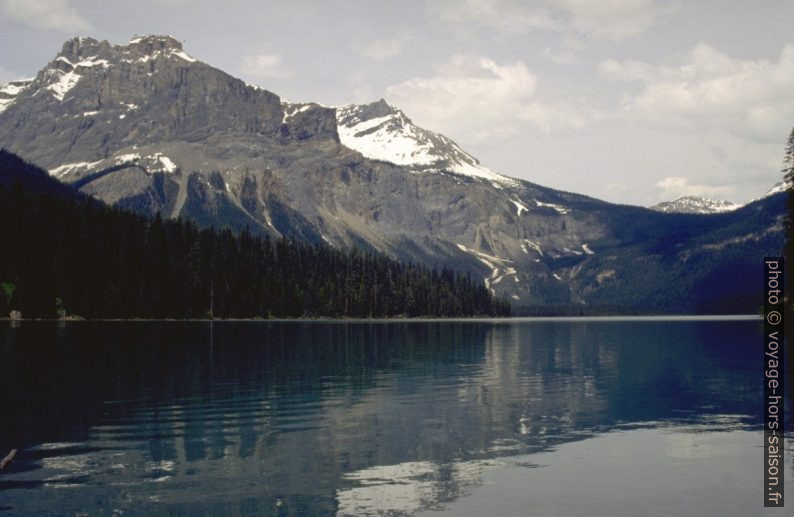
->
0, 318, 791, 516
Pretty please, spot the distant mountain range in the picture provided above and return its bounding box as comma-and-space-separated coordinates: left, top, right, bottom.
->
648, 180, 790, 214
0, 35, 786, 312
649, 196, 741, 214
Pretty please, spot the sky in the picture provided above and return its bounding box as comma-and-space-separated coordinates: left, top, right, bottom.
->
0, 0, 792, 206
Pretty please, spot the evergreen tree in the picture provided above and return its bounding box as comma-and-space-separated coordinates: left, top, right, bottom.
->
783, 127, 794, 317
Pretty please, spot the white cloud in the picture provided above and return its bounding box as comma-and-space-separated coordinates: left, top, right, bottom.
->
428, 0, 674, 40
427, 0, 559, 33
543, 36, 585, 64
384, 54, 594, 141
346, 70, 378, 104
355, 32, 412, 60
0, 64, 22, 83
555, 0, 676, 40
600, 43, 794, 142
240, 53, 293, 80
655, 176, 733, 201
0, 0, 91, 32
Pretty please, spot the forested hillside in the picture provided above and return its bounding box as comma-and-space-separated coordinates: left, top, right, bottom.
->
0, 151, 510, 319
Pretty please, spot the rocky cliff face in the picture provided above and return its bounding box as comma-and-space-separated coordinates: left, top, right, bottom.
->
0, 35, 785, 311
0, 36, 337, 162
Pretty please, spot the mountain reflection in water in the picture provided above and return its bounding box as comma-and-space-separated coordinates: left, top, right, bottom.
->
0, 318, 788, 516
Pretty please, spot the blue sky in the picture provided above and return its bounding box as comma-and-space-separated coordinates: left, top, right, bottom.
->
1, 0, 792, 205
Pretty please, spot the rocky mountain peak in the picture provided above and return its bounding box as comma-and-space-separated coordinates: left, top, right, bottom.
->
25, 34, 198, 109
121, 34, 196, 64
350, 98, 401, 121
336, 99, 404, 131
49, 35, 195, 76
336, 99, 516, 186
120, 35, 197, 64
58, 36, 109, 61
0, 35, 342, 168
127, 34, 184, 52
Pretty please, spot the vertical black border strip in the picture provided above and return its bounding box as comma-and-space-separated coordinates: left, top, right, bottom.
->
764, 257, 784, 507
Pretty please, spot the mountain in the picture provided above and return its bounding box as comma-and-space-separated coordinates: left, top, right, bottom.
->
336, 100, 515, 186
0, 35, 786, 312
0, 149, 508, 319
649, 196, 741, 214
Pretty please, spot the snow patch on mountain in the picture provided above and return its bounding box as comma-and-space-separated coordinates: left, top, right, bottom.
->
0, 80, 31, 96
456, 243, 518, 294
46, 70, 82, 101
336, 100, 518, 187
456, 243, 512, 265
521, 239, 543, 256
115, 153, 141, 165
0, 78, 33, 114
281, 101, 313, 123
44, 56, 110, 101
48, 151, 178, 179
75, 57, 110, 68
171, 50, 196, 63
536, 200, 570, 214
152, 153, 177, 173
49, 160, 103, 177
511, 199, 529, 216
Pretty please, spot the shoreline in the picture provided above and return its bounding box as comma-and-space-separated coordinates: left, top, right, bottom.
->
0, 314, 762, 323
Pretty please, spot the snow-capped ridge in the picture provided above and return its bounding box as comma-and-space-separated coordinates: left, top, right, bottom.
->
649, 196, 741, 214
336, 99, 518, 187
751, 179, 792, 202
654, 181, 789, 213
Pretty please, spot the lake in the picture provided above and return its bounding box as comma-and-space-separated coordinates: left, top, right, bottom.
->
0, 318, 791, 516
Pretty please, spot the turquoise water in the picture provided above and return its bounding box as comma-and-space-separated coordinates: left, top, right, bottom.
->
0, 318, 790, 515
